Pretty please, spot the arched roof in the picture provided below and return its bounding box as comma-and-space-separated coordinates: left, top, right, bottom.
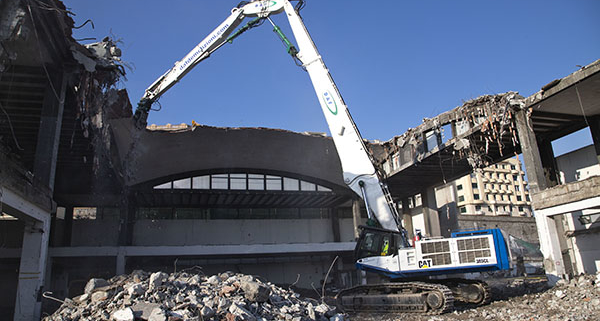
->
110, 119, 347, 190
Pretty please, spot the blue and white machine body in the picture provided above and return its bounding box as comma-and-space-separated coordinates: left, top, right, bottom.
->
355, 227, 511, 279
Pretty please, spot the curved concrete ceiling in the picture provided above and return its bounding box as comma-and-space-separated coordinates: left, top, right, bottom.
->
110, 119, 348, 191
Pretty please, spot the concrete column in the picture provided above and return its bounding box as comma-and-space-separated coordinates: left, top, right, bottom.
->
420, 188, 441, 237
62, 206, 73, 246
116, 248, 126, 276
401, 198, 414, 240
515, 108, 564, 282
14, 217, 50, 321
515, 109, 547, 193
351, 199, 361, 239
1, 187, 52, 321
33, 71, 67, 191
119, 192, 136, 246
534, 212, 567, 283
589, 117, 600, 165
538, 139, 559, 188
331, 208, 341, 242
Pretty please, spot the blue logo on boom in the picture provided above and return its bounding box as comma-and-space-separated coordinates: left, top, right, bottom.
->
322, 91, 338, 115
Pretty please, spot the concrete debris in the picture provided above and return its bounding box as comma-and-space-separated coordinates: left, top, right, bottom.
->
356, 273, 600, 321
112, 308, 134, 321
44, 270, 340, 321
84, 278, 110, 294
375, 92, 524, 171
70, 37, 124, 74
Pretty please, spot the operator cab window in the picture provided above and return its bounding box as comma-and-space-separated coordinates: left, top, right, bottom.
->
357, 232, 396, 258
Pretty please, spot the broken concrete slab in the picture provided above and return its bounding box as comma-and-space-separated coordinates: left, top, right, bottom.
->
84, 278, 109, 294
240, 280, 270, 303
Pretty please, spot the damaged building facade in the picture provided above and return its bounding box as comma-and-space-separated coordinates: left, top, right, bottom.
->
372, 60, 600, 281
0, 0, 128, 319
1, 0, 599, 320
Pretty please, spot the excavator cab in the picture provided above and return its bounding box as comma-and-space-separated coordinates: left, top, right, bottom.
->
355, 225, 409, 260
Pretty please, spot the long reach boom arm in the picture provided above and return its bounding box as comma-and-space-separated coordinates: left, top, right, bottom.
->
133, 0, 406, 235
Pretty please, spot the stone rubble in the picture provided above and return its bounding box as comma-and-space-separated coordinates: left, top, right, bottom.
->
44, 270, 344, 321
45, 270, 600, 321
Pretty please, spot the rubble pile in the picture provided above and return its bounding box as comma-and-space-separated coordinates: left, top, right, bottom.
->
44, 270, 344, 321
447, 274, 600, 321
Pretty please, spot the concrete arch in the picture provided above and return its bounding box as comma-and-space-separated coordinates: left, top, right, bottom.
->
110, 119, 347, 190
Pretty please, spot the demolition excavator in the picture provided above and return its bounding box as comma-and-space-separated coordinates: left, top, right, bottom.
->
133, 0, 511, 314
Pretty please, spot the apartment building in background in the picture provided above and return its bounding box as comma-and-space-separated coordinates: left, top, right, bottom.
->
454, 157, 532, 217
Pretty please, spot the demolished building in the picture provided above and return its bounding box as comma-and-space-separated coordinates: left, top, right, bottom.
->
0, 0, 127, 319
1, 0, 599, 320
371, 60, 600, 281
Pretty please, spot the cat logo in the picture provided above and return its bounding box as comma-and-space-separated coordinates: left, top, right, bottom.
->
418, 259, 433, 269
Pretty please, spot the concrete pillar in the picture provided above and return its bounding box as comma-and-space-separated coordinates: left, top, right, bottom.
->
401, 198, 414, 240
119, 192, 136, 246
331, 208, 341, 242
33, 71, 67, 191
62, 205, 73, 246
515, 109, 547, 193
589, 117, 600, 165
515, 108, 563, 282
14, 217, 50, 321
420, 188, 441, 237
351, 199, 361, 239
1, 187, 52, 321
116, 249, 126, 276
534, 212, 567, 283
538, 139, 559, 188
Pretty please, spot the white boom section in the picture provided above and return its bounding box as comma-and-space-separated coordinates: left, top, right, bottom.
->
281, 2, 399, 231
142, 1, 285, 102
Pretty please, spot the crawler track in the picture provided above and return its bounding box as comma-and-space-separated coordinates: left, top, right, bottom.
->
437, 279, 491, 306
336, 282, 454, 315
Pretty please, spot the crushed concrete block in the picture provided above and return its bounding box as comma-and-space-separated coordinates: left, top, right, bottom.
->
229, 302, 256, 321
131, 302, 161, 319
149, 271, 168, 289
84, 278, 109, 294
188, 275, 203, 285
91, 291, 109, 302
221, 285, 237, 296
200, 305, 215, 318
148, 307, 167, 321
74, 293, 89, 303
127, 283, 145, 296
112, 308, 134, 321
315, 304, 330, 315
207, 275, 220, 285
217, 297, 231, 312
307, 303, 316, 320
240, 281, 270, 302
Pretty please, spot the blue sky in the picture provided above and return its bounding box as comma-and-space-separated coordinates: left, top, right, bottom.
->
66, 0, 599, 156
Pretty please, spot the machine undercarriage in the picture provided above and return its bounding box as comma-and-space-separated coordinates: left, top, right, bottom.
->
336, 278, 491, 314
